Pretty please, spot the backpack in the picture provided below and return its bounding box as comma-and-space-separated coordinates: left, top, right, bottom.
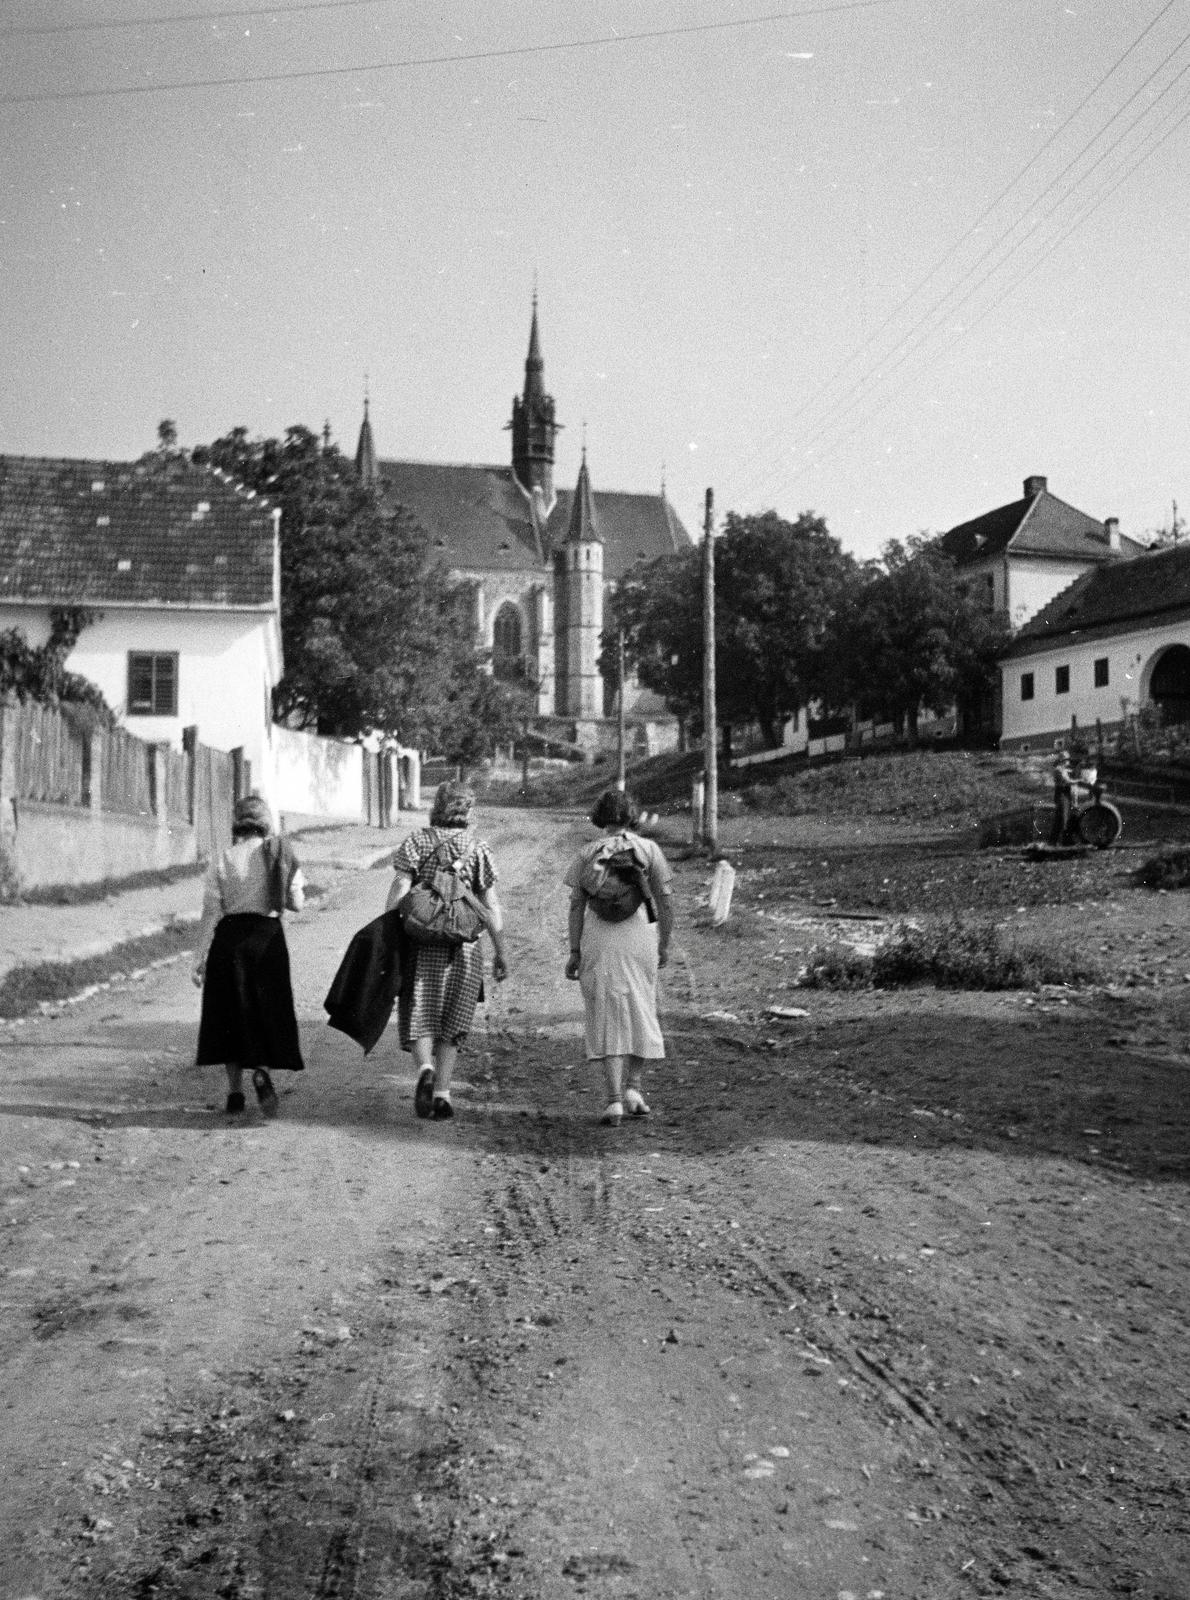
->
400, 838, 490, 947
579, 833, 657, 924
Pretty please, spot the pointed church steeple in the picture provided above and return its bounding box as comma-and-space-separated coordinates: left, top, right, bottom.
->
565, 447, 602, 544
355, 387, 377, 490
509, 295, 559, 505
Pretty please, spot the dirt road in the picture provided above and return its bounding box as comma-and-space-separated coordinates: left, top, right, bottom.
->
1, 806, 1187, 1598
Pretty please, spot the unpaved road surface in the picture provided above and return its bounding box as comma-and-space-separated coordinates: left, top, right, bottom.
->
1, 805, 1188, 1599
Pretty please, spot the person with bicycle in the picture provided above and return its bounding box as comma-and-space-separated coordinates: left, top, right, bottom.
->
1048, 746, 1076, 845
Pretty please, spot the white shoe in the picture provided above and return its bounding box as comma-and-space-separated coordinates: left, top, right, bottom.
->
600, 1102, 623, 1126
624, 1089, 651, 1117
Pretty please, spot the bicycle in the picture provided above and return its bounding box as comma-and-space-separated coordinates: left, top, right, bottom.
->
1034, 766, 1124, 850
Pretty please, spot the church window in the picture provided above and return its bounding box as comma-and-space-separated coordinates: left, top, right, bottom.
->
492, 604, 525, 682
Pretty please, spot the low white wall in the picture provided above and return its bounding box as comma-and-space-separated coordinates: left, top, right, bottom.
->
268, 726, 365, 821
13, 801, 197, 891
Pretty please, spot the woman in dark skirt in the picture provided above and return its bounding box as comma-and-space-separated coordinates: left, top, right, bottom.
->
193, 793, 305, 1117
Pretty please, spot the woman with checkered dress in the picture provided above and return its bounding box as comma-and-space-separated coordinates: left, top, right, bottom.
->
386, 782, 508, 1119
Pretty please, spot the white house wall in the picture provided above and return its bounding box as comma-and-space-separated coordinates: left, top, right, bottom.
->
1000, 620, 1190, 747
1006, 559, 1103, 630
0, 603, 280, 801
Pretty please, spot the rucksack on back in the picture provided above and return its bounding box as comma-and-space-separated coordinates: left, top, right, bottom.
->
579, 834, 657, 924
401, 839, 489, 947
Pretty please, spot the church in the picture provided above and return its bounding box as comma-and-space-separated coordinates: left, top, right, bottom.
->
353, 301, 692, 747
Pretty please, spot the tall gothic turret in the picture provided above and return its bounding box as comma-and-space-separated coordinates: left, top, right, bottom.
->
553, 450, 604, 721
509, 296, 559, 506
355, 393, 377, 490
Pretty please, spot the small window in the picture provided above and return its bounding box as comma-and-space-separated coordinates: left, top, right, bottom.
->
1094, 656, 1109, 688
127, 652, 178, 716
1055, 664, 1070, 695
1021, 672, 1034, 702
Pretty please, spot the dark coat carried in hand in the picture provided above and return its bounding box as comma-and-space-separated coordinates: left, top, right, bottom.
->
323, 910, 406, 1055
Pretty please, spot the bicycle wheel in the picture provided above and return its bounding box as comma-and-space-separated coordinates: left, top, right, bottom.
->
1076, 801, 1123, 849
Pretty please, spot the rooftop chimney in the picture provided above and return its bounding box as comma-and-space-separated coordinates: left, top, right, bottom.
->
1024, 475, 1047, 498
1104, 516, 1121, 551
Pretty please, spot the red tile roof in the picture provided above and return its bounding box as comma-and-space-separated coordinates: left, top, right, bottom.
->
0, 454, 277, 609
1003, 541, 1190, 657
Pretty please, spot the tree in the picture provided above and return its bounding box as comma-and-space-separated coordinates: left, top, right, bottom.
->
829, 536, 1010, 739
0, 608, 112, 719
194, 426, 497, 749
608, 509, 859, 746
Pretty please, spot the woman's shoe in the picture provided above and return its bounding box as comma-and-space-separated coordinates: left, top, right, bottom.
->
414, 1067, 435, 1119
431, 1095, 454, 1120
600, 1102, 623, 1126
225, 1091, 246, 1114
252, 1069, 278, 1119
624, 1089, 651, 1117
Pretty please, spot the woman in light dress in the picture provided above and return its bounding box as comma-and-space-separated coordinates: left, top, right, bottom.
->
564, 789, 674, 1126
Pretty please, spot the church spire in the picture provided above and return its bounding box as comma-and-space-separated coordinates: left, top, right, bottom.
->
566, 446, 602, 545
509, 294, 559, 504
355, 383, 377, 490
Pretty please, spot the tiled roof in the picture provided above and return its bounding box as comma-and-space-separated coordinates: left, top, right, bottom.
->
940, 488, 1141, 566
375, 460, 691, 579
1003, 542, 1190, 657
0, 454, 277, 609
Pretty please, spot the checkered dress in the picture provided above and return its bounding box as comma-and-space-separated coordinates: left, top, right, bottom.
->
392, 828, 497, 1050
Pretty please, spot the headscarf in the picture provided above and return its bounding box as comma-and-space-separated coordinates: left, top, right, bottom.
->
233, 793, 274, 838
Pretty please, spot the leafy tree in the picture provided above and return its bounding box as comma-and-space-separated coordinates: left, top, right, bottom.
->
194, 425, 495, 747
829, 537, 1010, 739
608, 509, 859, 746
0, 608, 112, 718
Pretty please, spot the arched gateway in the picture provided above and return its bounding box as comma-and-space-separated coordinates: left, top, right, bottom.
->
1147, 644, 1190, 725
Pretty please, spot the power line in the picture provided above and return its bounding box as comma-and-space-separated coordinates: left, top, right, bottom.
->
0, 0, 908, 106
0, 0, 389, 38
723, 0, 1183, 492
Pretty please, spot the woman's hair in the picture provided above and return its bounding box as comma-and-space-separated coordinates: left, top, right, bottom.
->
430, 780, 476, 830
232, 792, 274, 839
590, 788, 639, 829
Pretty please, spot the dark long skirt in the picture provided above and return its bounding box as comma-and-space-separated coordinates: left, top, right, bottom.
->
196, 913, 305, 1072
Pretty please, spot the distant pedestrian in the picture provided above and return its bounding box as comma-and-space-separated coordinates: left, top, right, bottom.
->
564, 789, 674, 1126
1048, 747, 1075, 846
386, 781, 509, 1120
193, 794, 305, 1117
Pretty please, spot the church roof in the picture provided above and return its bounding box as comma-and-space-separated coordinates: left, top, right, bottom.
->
565, 454, 602, 545
374, 458, 690, 577
939, 476, 1141, 566
0, 453, 278, 609
1003, 540, 1190, 658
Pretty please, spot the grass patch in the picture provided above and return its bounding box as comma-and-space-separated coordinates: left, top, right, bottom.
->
1134, 847, 1190, 890
0, 919, 199, 1019
740, 750, 1041, 826
17, 861, 205, 908
801, 916, 1102, 992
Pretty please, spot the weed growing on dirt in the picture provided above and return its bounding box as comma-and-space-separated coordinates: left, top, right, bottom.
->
1133, 847, 1190, 890
742, 750, 1039, 825
801, 916, 1102, 991
17, 861, 204, 907
0, 920, 198, 1018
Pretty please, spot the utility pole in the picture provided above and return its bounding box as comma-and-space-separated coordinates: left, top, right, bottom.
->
702, 487, 718, 853
616, 628, 627, 791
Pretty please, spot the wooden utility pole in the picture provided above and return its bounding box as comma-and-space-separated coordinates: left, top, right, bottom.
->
616, 628, 627, 791
702, 487, 718, 853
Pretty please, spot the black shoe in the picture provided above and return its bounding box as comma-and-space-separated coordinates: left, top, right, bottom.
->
431, 1095, 454, 1120
414, 1067, 435, 1119
252, 1068, 278, 1119
225, 1091, 246, 1114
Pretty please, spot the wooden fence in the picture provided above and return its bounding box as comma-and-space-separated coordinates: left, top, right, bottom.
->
0, 697, 242, 860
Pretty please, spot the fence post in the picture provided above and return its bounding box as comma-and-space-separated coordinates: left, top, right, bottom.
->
150, 744, 168, 824
182, 725, 198, 824
231, 746, 247, 799
86, 727, 103, 814
0, 696, 19, 894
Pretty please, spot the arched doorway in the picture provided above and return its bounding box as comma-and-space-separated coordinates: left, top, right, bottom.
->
492, 603, 525, 682
1148, 644, 1190, 725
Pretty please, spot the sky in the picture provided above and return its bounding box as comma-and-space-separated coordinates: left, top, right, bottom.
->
2, 0, 1188, 563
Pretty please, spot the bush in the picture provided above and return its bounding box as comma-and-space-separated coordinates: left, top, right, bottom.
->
800, 916, 1102, 992
1134, 847, 1190, 890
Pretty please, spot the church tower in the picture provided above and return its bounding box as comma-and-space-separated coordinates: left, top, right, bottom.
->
509, 296, 559, 509
355, 391, 378, 490
553, 450, 604, 722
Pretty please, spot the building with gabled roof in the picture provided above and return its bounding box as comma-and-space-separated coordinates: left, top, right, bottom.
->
0, 450, 282, 792
359, 300, 691, 735
940, 474, 1143, 631
998, 541, 1190, 749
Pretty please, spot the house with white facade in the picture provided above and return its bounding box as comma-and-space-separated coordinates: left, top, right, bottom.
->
998, 541, 1190, 750
940, 474, 1143, 631
0, 452, 282, 798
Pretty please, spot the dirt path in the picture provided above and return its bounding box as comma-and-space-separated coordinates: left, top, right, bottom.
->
1, 806, 1187, 1598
